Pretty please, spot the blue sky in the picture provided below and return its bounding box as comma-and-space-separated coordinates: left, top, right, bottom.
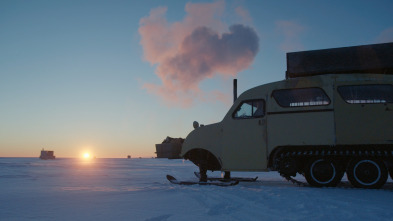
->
1, 0, 392, 158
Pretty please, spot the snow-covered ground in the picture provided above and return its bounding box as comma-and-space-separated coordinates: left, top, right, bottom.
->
1, 158, 393, 221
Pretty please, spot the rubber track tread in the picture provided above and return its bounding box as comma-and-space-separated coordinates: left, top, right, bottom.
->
274, 146, 393, 188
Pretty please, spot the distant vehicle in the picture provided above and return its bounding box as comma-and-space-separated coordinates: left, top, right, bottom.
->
156, 137, 184, 159
39, 149, 55, 160
181, 42, 393, 189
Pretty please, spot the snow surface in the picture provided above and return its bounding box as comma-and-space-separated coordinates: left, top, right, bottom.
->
1, 158, 393, 221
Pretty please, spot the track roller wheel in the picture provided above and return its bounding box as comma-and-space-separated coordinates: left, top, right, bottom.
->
389, 168, 393, 181
304, 158, 344, 187
347, 158, 387, 189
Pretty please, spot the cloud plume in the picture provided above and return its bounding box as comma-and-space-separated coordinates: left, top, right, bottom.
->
139, 1, 259, 107
376, 27, 393, 43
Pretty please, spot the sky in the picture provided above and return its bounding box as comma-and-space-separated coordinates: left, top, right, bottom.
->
1, 0, 392, 158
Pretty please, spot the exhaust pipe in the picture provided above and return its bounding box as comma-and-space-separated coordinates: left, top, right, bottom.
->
233, 79, 237, 103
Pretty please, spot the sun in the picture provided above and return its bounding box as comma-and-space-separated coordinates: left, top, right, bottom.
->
83, 153, 91, 159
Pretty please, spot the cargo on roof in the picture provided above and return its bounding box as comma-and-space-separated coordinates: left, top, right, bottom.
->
286, 42, 393, 79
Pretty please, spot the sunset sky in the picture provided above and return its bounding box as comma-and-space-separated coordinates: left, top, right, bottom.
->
1, 0, 392, 158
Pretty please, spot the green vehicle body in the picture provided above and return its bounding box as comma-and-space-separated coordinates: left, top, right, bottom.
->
180, 43, 393, 188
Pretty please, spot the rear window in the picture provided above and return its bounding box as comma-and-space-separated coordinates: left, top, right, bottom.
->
338, 84, 393, 104
272, 88, 330, 107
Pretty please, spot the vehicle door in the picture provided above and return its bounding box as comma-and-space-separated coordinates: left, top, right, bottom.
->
221, 99, 268, 171
334, 83, 393, 144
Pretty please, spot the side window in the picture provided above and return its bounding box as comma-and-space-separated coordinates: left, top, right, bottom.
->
338, 84, 393, 104
233, 100, 265, 119
272, 88, 330, 107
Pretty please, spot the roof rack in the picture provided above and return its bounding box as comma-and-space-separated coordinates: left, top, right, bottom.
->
286, 42, 393, 79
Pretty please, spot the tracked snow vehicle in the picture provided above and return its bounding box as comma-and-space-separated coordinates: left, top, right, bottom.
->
181, 42, 393, 188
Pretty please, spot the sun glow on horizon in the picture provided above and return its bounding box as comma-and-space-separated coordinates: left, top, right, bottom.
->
83, 153, 91, 159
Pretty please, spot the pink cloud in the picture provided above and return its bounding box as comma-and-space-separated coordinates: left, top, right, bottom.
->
275, 20, 305, 52
139, 1, 259, 107
375, 27, 393, 43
